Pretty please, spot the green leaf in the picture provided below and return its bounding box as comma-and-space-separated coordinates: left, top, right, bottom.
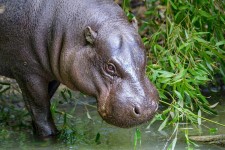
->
198, 109, 201, 125
192, 16, 200, 24
170, 137, 178, 150
159, 91, 168, 99
174, 90, 183, 101
205, 61, 213, 72
184, 82, 195, 91
173, 68, 186, 81
155, 44, 166, 51
158, 71, 174, 78
195, 75, 209, 81
220, 16, 225, 24
158, 116, 169, 131
95, 133, 101, 144
201, 105, 217, 115
179, 5, 189, 10
169, 56, 175, 70
169, 0, 177, 10
209, 128, 218, 134
193, 32, 209, 35
86, 110, 92, 120
211, 47, 225, 59
154, 113, 164, 121
216, 40, 225, 46
177, 42, 189, 51
198, 9, 212, 18
193, 37, 209, 44
158, 77, 171, 83
134, 128, 141, 150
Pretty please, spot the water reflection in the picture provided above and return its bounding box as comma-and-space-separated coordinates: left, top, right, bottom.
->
0, 91, 225, 150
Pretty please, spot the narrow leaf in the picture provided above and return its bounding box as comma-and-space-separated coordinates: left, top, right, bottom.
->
216, 40, 225, 46
158, 116, 169, 131
198, 109, 201, 125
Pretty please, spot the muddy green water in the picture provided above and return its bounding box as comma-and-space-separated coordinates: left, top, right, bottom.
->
0, 91, 225, 150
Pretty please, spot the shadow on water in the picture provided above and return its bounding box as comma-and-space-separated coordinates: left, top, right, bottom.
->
0, 84, 225, 149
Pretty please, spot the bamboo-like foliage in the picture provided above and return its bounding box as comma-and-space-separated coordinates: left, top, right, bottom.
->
137, 0, 225, 149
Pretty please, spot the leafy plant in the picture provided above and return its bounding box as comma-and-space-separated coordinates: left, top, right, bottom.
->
133, 128, 141, 150
140, 0, 225, 149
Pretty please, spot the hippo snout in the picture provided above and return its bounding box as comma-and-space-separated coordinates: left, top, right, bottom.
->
129, 97, 158, 126
97, 84, 159, 128
132, 100, 158, 118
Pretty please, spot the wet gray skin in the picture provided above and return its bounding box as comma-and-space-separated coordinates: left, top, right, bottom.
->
90, 23, 159, 127
0, 0, 158, 137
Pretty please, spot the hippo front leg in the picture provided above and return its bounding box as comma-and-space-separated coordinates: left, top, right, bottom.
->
14, 73, 59, 138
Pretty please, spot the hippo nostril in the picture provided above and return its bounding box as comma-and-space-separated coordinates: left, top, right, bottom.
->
133, 106, 141, 116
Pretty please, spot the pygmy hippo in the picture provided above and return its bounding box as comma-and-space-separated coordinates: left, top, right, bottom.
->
0, 0, 159, 137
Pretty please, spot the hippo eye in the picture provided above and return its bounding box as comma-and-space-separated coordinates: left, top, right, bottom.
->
105, 63, 116, 76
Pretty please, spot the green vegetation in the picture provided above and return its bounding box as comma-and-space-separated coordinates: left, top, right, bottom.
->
0, 0, 225, 149
129, 0, 225, 149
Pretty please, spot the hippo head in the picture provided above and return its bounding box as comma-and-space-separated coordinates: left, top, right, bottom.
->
64, 20, 158, 128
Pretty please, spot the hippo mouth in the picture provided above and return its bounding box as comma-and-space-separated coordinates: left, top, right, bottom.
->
97, 97, 158, 128
100, 111, 156, 128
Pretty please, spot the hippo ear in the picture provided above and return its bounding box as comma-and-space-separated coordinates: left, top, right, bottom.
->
84, 26, 97, 44
131, 17, 138, 31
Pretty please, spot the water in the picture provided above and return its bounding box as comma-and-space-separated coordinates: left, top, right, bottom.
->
0, 90, 225, 150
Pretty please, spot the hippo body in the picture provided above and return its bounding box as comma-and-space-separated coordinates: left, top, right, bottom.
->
0, 0, 158, 137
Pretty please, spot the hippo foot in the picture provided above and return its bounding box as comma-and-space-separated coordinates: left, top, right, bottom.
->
33, 130, 60, 142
